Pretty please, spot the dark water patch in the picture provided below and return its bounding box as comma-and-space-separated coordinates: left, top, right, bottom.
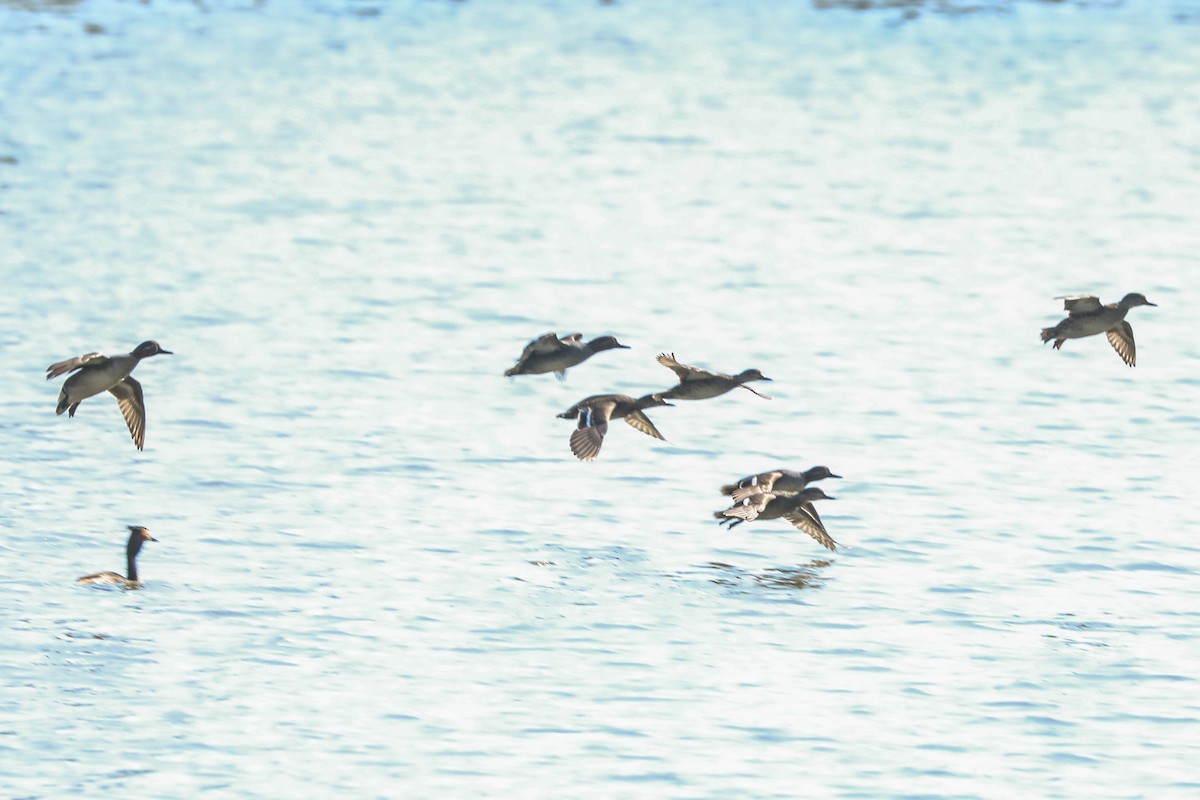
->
614, 134, 706, 147
1074, 543, 1117, 553
523, 726, 581, 735
463, 306, 534, 324
602, 694, 687, 705
324, 368, 388, 382
176, 418, 234, 430
1022, 393, 1066, 407
477, 528, 527, 538
607, 771, 683, 784
463, 455, 559, 465
1074, 671, 1193, 683
1046, 751, 1100, 764
1036, 421, 1085, 433
610, 473, 670, 487
595, 725, 648, 738
199, 608, 261, 619
345, 461, 433, 476
590, 622, 651, 633
432, 766, 490, 777
1120, 561, 1194, 573
807, 621, 869, 631
983, 700, 1055, 709
293, 540, 367, 551
1045, 561, 1114, 573
1100, 713, 1199, 725
1024, 715, 1076, 727
446, 193, 518, 207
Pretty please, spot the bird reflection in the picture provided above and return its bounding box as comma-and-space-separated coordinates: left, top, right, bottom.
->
705, 560, 831, 593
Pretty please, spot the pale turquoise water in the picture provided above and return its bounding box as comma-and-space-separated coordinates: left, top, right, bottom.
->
2, 1, 1199, 797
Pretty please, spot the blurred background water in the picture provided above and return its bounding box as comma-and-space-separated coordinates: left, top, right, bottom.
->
2, 0, 1199, 796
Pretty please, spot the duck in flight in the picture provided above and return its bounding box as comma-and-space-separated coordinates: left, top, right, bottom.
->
77, 526, 158, 588
714, 487, 838, 551
720, 466, 842, 503
557, 393, 672, 461
504, 332, 630, 379
1040, 293, 1156, 367
655, 353, 772, 401
46, 340, 173, 450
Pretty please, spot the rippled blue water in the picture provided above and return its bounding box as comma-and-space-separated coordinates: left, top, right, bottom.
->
2, 1, 1199, 796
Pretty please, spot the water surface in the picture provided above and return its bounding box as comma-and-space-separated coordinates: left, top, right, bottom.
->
2, 1, 1198, 797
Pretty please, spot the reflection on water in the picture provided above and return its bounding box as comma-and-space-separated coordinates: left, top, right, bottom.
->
706, 561, 830, 594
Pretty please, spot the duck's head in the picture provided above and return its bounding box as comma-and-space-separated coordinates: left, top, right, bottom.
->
587, 335, 631, 352
1119, 293, 1156, 309
802, 487, 836, 502
737, 368, 772, 383
807, 466, 843, 481
637, 393, 674, 409
133, 341, 173, 358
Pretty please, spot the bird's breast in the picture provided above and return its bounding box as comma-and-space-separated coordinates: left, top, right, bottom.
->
63, 360, 133, 400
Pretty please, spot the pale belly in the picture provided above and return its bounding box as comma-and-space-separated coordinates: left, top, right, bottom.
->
1063, 315, 1119, 339
669, 380, 735, 399
525, 349, 587, 374
62, 364, 131, 401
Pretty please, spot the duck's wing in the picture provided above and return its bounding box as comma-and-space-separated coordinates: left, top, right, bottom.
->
504, 333, 559, 375
715, 503, 757, 524
529, 332, 565, 354
1058, 295, 1103, 316
109, 377, 146, 451
46, 352, 109, 380
560, 333, 584, 344
656, 352, 709, 381
728, 471, 783, 502
1106, 321, 1136, 367
568, 401, 613, 461
569, 427, 605, 461
623, 411, 666, 441
784, 507, 838, 551
804, 502, 824, 530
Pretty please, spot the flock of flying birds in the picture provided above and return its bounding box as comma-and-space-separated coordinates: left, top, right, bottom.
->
502, 291, 1158, 552
504, 331, 845, 550
45, 291, 1156, 585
